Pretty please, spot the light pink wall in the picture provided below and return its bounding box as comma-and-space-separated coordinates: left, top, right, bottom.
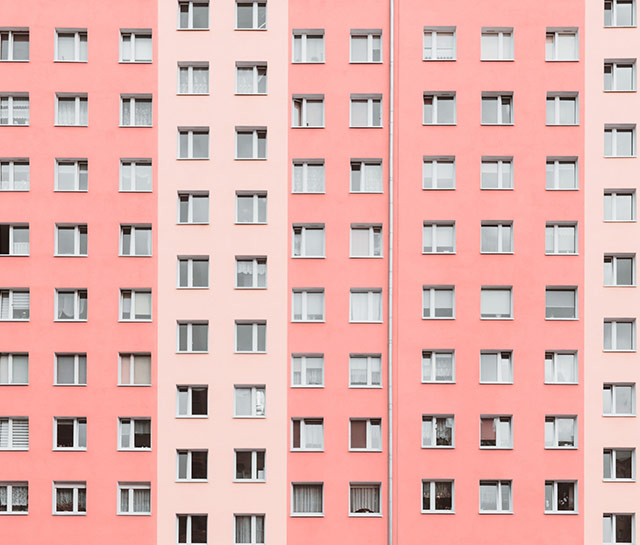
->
0, 1, 157, 543
157, 1, 288, 543
584, 13, 640, 543
396, 0, 584, 542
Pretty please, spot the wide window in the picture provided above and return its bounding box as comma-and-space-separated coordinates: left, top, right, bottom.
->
235, 450, 265, 481
177, 256, 209, 289
55, 159, 88, 191
545, 416, 577, 448
292, 30, 324, 63
177, 514, 207, 544
120, 95, 152, 127
0, 94, 29, 126
605, 0, 636, 26
423, 92, 456, 124
545, 223, 577, 255
604, 383, 636, 415
0, 29, 29, 61
0, 289, 29, 320
178, 192, 209, 224
350, 289, 383, 322
236, 62, 267, 94
546, 29, 578, 61
544, 481, 577, 513
604, 190, 635, 221
481, 93, 513, 125
118, 418, 151, 450
481, 28, 513, 60
0, 353, 28, 385
292, 289, 324, 322
119, 290, 151, 321
604, 320, 636, 351
119, 30, 152, 62
236, 1, 267, 30
422, 415, 454, 447
605, 255, 635, 286
0, 417, 28, 450
118, 353, 151, 386
605, 125, 636, 157
236, 257, 267, 289
236, 192, 267, 224
236, 127, 267, 159
351, 225, 382, 257
481, 288, 512, 319
118, 482, 150, 515
480, 416, 512, 448
55, 30, 86, 62
56, 94, 88, 126
604, 449, 635, 481
0, 224, 29, 255
350, 30, 382, 63
55, 354, 86, 386
54, 417, 86, 450
479, 481, 512, 513
235, 386, 266, 417
291, 483, 323, 516
603, 513, 634, 545
292, 225, 324, 257
120, 160, 152, 192
350, 95, 382, 127
480, 351, 513, 383
235, 321, 266, 352
350, 160, 383, 193
0, 482, 28, 513
292, 354, 324, 387
292, 160, 324, 193
422, 481, 454, 512
422, 350, 454, 383
546, 93, 579, 125
0, 159, 29, 191
55, 289, 87, 321
481, 222, 512, 253
178, 62, 209, 94
545, 287, 577, 319
546, 158, 578, 190
55, 224, 87, 256
120, 225, 152, 256
234, 514, 265, 545
423, 27, 456, 60
53, 482, 85, 515
177, 321, 209, 353
177, 450, 208, 481
350, 419, 382, 451
423, 157, 455, 189
178, 1, 209, 30
177, 386, 208, 417
481, 158, 513, 189
605, 60, 636, 91
423, 222, 455, 253
545, 352, 578, 384
349, 483, 381, 516
292, 96, 324, 128
291, 418, 323, 450
349, 354, 382, 387
423, 286, 454, 319
178, 127, 209, 159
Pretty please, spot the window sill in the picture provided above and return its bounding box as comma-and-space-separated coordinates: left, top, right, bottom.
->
480, 187, 514, 191
177, 27, 210, 31
604, 24, 637, 28
176, 479, 208, 483
0, 189, 29, 192
176, 415, 208, 419
235, 93, 268, 96
53, 447, 87, 451
291, 126, 325, 129
423, 251, 457, 255
350, 255, 384, 259
422, 187, 456, 191
119, 125, 153, 129
349, 384, 383, 389
349, 61, 384, 64
117, 448, 152, 451
544, 511, 579, 515
1, 124, 30, 127
0, 448, 28, 451
603, 350, 636, 353
422, 59, 457, 62
349, 321, 384, 324
53, 512, 86, 516
54, 124, 88, 128
119, 254, 153, 258
292, 191, 325, 195
291, 256, 325, 259
0, 60, 29, 63
480, 252, 513, 255
118, 383, 151, 387
291, 61, 325, 65
292, 320, 325, 323
603, 479, 636, 483
234, 27, 268, 31
119, 189, 153, 193
177, 222, 210, 226
545, 253, 579, 256
291, 384, 325, 388
481, 123, 514, 126
54, 59, 87, 63
544, 317, 578, 321
603, 413, 636, 417
54, 189, 88, 193
479, 381, 513, 385
349, 191, 384, 194
290, 513, 324, 517
479, 511, 513, 515
234, 351, 267, 354
604, 155, 637, 158
54, 254, 88, 258
604, 284, 636, 288
480, 317, 514, 321
118, 60, 153, 64
291, 449, 324, 452
479, 446, 513, 450
421, 510, 455, 514
0, 383, 28, 386
118, 319, 153, 323
117, 512, 151, 516
233, 479, 266, 483
544, 381, 579, 385
422, 445, 455, 449
546, 124, 580, 127
349, 125, 384, 129
235, 222, 267, 225
481, 58, 514, 62
235, 287, 267, 290
546, 188, 579, 191
604, 89, 637, 93
0, 254, 29, 257
233, 415, 266, 419
176, 351, 209, 355
545, 446, 578, 450
422, 317, 455, 320
234, 157, 267, 161
603, 220, 637, 223
349, 513, 382, 517
176, 157, 210, 161
0, 319, 29, 322
177, 93, 210, 96
423, 123, 456, 126
54, 383, 86, 387
0, 512, 28, 515
421, 380, 455, 384
545, 59, 579, 62
177, 286, 209, 290
349, 449, 383, 453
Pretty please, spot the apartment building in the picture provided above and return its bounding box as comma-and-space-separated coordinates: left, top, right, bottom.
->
0, 0, 638, 544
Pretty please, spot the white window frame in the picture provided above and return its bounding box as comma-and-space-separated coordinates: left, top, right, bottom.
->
54, 289, 87, 321
54, 354, 86, 386
117, 482, 151, 515
545, 29, 579, 61
177, 192, 209, 224
177, 1, 209, 30
291, 418, 324, 451
176, 321, 209, 353
177, 256, 209, 289
54, 29, 87, 62
479, 415, 513, 449
349, 482, 382, 516
55, 224, 87, 257
481, 28, 514, 61
234, 514, 265, 545
605, 59, 637, 92
120, 95, 152, 127
422, 286, 455, 319
235, 0, 267, 30
604, 383, 636, 416
546, 93, 579, 126
423, 222, 455, 254
604, 190, 636, 221
53, 417, 87, 450
545, 287, 578, 320
176, 385, 208, 417
423, 27, 456, 61
119, 30, 152, 62
480, 287, 513, 320
291, 354, 324, 388
480, 157, 513, 189
55, 94, 88, 126
349, 419, 382, 451
544, 480, 578, 514
421, 415, 455, 448
235, 62, 267, 95
236, 192, 267, 224
350, 160, 383, 193
544, 351, 579, 384
605, 0, 637, 27
0, 159, 29, 191
480, 222, 513, 254
292, 159, 324, 194
292, 224, 325, 257
0, 289, 29, 321
545, 415, 578, 448
479, 351, 514, 384
176, 514, 208, 544
235, 321, 266, 353
235, 127, 267, 159
0, 482, 28, 514
545, 223, 578, 255
0, 224, 29, 256
119, 289, 152, 322
291, 483, 324, 516
0, 94, 29, 126
481, 93, 513, 125
479, 480, 512, 513
349, 354, 382, 388
350, 224, 383, 258
423, 92, 456, 125
292, 30, 325, 63
604, 513, 636, 545
236, 256, 267, 289
349, 95, 383, 128
117, 417, 151, 450
177, 62, 209, 95
605, 319, 636, 351
421, 480, 455, 513
421, 350, 455, 383
177, 127, 209, 159
118, 353, 151, 386
546, 157, 579, 190
349, 289, 383, 323
605, 254, 636, 286
55, 159, 87, 192
0, 417, 28, 450
350, 30, 382, 63
119, 159, 152, 192
422, 156, 456, 190
52, 482, 85, 515
119, 225, 152, 256
605, 125, 637, 157
292, 289, 325, 322
0, 353, 28, 385
292, 96, 324, 128
604, 448, 636, 481
234, 449, 266, 482
234, 385, 266, 418
0, 29, 29, 62
177, 450, 208, 482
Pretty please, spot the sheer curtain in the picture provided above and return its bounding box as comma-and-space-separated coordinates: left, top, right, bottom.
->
134, 420, 151, 448
236, 67, 254, 94
57, 98, 76, 125
306, 36, 324, 62
135, 100, 152, 126
193, 68, 208, 94
56, 488, 73, 511
293, 485, 322, 513
350, 485, 379, 513
134, 355, 151, 384
306, 357, 323, 385
305, 421, 323, 449
350, 357, 367, 385
133, 489, 150, 513
350, 292, 368, 321
235, 516, 251, 544
364, 164, 382, 192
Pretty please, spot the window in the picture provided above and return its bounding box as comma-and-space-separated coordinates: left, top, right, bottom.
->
423, 156, 455, 189
481, 157, 513, 189
120, 225, 152, 256
0, 94, 29, 125
545, 481, 577, 513
178, 1, 209, 29
423, 286, 454, 319
423, 222, 455, 254
178, 256, 209, 288
119, 30, 152, 62
236, 127, 267, 159
350, 289, 383, 322
120, 95, 152, 127
604, 513, 635, 544
178, 127, 209, 159
605, 60, 636, 91
236, 1, 266, 29
350, 419, 382, 451
480, 416, 512, 448
604, 449, 635, 481
178, 192, 209, 224
605, 255, 635, 286
546, 93, 579, 125
605, 190, 635, 221
350, 354, 382, 387
0, 354, 27, 385
546, 157, 578, 190
55, 94, 88, 126
291, 418, 323, 450
481, 222, 513, 253
53, 482, 85, 515
422, 350, 454, 383
545, 416, 577, 448
605, 320, 636, 351
119, 353, 151, 386
292, 30, 324, 63
235, 514, 265, 545
292, 483, 323, 516
54, 417, 86, 450
235, 321, 266, 352
292, 224, 324, 257
0, 482, 28, 514
545, 352, 578, 384
235, 386, 266, 417
423, 92, 456, 124
349, 483, 381, 516
604, 383, 636, 415
480, 351, 513, 383
292, 354, 324, 387
0, 29, 29, 61
292, 160, 324, 193
481, 28, 513, 60
292, 96, 324, 127
177, 321, 208, 353
481, 93, 513, 125
545, 287, 577, 319
236, 62, 266, 94
177, 450, 208, 481
120, 160, 151, 192
177, 386, 208, 417
350, 160, 383, 193
423, 27, 456, 60
55, 354, 86, 386
55, 29, 86, 62
605, 125, 636, 157
118, 483, 150, 515
546, 29, 578, 61
55, 289, 87, 321
236, 257, 266, 289
422, 415, 454, 448
0, 224, 29, 255
422, 481, 454, 513
479, 481, 512, 513
120, 290, 152, 321
55, 224, 87, 256
292, 289, 325, 322
0, 418, 28, 450
0, 159, 29, 191
177, 514, 208, 544
545, 223, 578, 255
178, 62, 209, 94
350, 30, 382, 63
605, 0, 636, 26
118, 418, 151, 450
350, 95, 382, 127
351, 225, 382, 258
55, 159, 87, 191
0, 289, 29, 320
235, 450, 265, 481
236, 192, 267, 224
481, 288, 513, 319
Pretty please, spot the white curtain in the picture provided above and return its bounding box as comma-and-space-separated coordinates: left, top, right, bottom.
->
351, 229, 369, 256
134, 292, 151, 319
0, 486, 6, 510
0, 292, 9, 319
136, 36, 152, 61
306, 101, 323, 126
12, 485, 27, 512
350, 292, 368, 321
364, 164, 382, 191
133, 489, 150, 513
193, 68, 208, 93
351, 101, 368, 126
58, 98, 76, 125
306, 36, 324, 62
293, 485, 322, 513
350, 358, 367, 385
480, 484, 497, 511
304, 230, 323, 256
306, 357, 323, 384
0, 420, 7, 448
13, 97, 28, 125
235, 516, 251, 543
56, 488, 73, 511
254, 389, 265, 416
350, 486, 379, 513
12, 291, 29, 320
134, 355, 151, 385
236, 68, 254, 94
435, 354, 452, 380
305, 421, 323, 448
135, 100, 152, 126
306, 293, 323, 320
306, 164, 324, 192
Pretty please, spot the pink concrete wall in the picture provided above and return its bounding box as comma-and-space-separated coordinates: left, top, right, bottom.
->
0, 1, 157, 543
396, 1, 584, 542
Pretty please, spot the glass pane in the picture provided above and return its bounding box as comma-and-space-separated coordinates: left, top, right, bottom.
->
482, 34, 498, 59
192, 4, 209, 28
57, 34, 75, 60
192, 132, 208, 158
236, 4, 253, 28
192, 260, 208, 287
236, 132, 253, 158
482, 98, 498, 124
351, 36, 367, 62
